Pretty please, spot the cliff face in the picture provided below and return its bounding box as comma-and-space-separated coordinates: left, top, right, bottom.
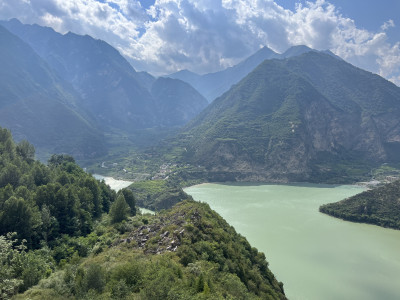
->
175, 52, 400, 182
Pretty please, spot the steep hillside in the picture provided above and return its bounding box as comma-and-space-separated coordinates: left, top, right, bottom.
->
168, 45, 318, 102
151, 77, 208, 127
0, 126, 286, 300
170, 51, 400, 183
17, 200, 287, 300
0, 25, 105, 159
1, 18, 207, 132
320, 180, 400, 229
169, 46, 280, 102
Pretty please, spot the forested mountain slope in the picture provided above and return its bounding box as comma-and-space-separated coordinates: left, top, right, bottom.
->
1, 18, 208, 133
16, 200, 287, 300
171, 51, 400, 183
0, 25, 105, 159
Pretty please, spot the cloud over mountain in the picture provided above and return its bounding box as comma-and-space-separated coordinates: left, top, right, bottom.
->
0, 0, 399, 85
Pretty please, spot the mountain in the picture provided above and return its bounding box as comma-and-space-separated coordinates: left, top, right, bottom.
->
1, 19, 207, 133
167, 45, 321, 102
168, 46, 280, 102
320, 180, 400, 229
280, 45, 314, 58
170, 51, 400, 183
0, 25, 105, 159
151, 77, 208, 127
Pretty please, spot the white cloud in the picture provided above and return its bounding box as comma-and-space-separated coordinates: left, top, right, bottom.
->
0, 0, 399, 84
381, 19, 395, 31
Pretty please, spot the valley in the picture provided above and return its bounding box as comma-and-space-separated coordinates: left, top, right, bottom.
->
1, 12, 400, 300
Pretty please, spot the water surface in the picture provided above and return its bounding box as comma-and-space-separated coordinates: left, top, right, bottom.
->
93, 174, 155, 215
185, 183, 400, 300
93, 174, 133, 192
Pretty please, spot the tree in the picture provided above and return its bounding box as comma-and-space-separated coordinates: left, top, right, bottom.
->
109, 194, 129, 224
119, 188, 136, 216
99, 182, 116, 213
0, 164, 21, 188
84, 264, 105, 293
0, 197, 41, 246
16, 140, 35, 162
83, 177, 102, 217
0, 233, 23, 299
31, 163, 50, 187
47, 154, 75, 167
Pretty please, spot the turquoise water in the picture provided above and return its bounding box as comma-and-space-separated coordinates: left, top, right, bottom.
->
185, 183, 400, 300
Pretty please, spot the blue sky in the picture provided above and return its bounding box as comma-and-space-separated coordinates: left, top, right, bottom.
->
138, 0, 155, 9
278, 0, 400, 42
0, 0, 399, 85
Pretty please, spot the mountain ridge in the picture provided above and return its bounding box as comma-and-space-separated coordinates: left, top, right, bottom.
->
0, 19, 208, 160
167, 45, 322, 102
1, 18, 208, 134
167, 51, 400, 183
0, 24, 106, 159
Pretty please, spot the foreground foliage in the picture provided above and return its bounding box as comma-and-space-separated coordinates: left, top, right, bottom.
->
0, 127, 136, 296
0, 127, 286, 299
0, 127, 130, 248
320, 180, 400, 229
17, 201, 287, 300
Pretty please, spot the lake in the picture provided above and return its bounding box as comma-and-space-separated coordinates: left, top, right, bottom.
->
184, 183, 400, 300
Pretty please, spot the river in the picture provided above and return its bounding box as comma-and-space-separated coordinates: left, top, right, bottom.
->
184, 183, 400, 300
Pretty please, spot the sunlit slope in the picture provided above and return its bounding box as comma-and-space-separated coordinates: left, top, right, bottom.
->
174, 51, 400, 182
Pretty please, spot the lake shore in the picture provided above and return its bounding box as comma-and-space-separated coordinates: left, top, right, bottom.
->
185, 182, 400, 300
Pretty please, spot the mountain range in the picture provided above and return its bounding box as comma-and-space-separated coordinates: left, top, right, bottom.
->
0, 24, 106, 159
0, 19, 208, 158
2, 18, 400, 184
171, 51, 400, 182
167, 45, 329, 102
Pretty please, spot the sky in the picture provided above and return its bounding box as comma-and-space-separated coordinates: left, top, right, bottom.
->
0, 0, 399, 85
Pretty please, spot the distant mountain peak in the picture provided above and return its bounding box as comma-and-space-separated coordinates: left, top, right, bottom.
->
281, 45, 314, 58
170, 69, 199, 76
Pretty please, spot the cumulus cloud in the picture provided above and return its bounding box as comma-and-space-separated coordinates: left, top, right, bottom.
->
0, 0, 399, 84
381, 19, 395, 31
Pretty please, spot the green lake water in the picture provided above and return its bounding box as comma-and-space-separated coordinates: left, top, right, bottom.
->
184, 183, 400, 300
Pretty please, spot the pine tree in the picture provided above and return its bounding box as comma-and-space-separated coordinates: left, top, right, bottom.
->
109, 194, 129, 224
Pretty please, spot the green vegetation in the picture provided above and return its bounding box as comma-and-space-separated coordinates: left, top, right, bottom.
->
0, 127, 136, 296
0, 24, 106, 161
129, 179, 190, 211
320, 180, 400, 229
160, 51, 400, 183
16, 200, 286, 300
0, 127, 286, 299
